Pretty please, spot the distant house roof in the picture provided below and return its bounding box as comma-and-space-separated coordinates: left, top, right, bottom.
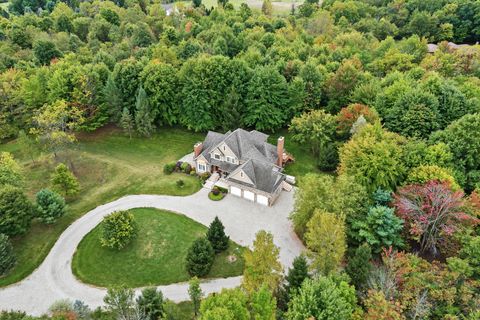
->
226, 159, 285, 194
197, 128, 278, 165
427, 42, 473, 53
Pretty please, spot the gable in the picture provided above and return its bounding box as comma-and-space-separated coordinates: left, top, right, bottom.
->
229, 169, 254, 185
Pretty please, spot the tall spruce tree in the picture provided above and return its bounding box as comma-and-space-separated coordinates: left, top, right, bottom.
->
135, 86, 156, 137
286, 254, 310, 294
120, 107, 134, 139
345, 243, 372, 293
206, 216, 229, 253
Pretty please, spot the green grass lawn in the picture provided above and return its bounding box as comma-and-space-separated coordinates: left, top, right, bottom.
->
0, 127, 203, 287
72, 208, 245, 287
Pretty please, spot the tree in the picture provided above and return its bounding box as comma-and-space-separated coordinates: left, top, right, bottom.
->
33, 40, 61, 66
103, 287, 136, 320
188, 277, 203, 317
352, 206, 404, 253
345, 244, 372, 293
30, 100, 84, 158
305, 210, 346, 275
36, 189, 66, 224
289, 110, 338, 170
102, 75, 123, 122
244, 66, 288, 132
0, 186, 35, 236
185, 237, 215, 277
262, 0, 273, 16
136, 287, 164, 320
206, 216, 229, 253
250, 285, 277, 320
17, 131, 38, 164
364, 290, 404, 320
406, 165, 460, 190
101, 211, 138, 250
243, 230, 283, 294
336, 104, 380, 139
135, 86, 156, 137
0, 152, 22, 187
0, 233, 15, 276
192, 0, 201, 7
120, 108, 134, 139
394, 180, 478, 255
200, 288, 249, 320
51, 163, 80, 197
285, 254, 310, 294
338, 123, 406, 192
286, 275, 357, 320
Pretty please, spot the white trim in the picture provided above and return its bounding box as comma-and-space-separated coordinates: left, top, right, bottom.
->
197, 163, 207, 172
214, 153, 221, 160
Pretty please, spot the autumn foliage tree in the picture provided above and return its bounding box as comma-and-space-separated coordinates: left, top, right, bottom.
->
394, 180, 478, 255
336, 104, 380, 138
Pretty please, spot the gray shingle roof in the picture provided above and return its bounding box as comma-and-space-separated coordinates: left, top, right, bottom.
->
227, 159, 285, 194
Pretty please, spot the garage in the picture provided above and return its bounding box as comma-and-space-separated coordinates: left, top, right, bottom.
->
243, 190, 255, 201
256, 195, 269, 206
230, 186, 242, 197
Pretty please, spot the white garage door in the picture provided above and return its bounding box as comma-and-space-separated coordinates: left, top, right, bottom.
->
231, 186, 242, 197
243, 190, 255, 201
256, 195, 269, 206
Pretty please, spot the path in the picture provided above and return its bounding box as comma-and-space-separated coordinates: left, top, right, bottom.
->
0, 189, 304, 315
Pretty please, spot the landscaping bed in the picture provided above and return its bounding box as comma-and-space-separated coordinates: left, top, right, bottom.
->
72, 208, 245, 287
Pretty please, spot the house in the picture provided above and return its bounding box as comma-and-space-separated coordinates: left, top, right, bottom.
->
193, 129, 289, 206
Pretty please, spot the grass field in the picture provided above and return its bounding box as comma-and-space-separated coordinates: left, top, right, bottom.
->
0, 127, 203, 287
176, 0, 303, 14
72, 208, 245, 287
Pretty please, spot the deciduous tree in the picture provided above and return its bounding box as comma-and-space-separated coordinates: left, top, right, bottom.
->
0, 152, 22, 187
101, 211, 138, 250
188, 277, 203, 317
51, 163, 79, 197
0, 233, 15, 276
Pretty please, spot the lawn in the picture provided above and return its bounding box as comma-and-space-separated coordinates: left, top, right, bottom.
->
72, 208, 245, 287
0, 127, 203, 287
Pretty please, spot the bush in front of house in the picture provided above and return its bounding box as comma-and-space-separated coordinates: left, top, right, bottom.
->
0, 233, 15, 276
36, 189, 66, 224
216, 186, 228, 194
206, 216, 229, 253
163, 162, 176, 175
212, 188, 220, 196
100, 211, 137, 250
199, 172, 211, 183
185, 237, 215, 277
181, 162, 192, 174
190, 169, 196, 176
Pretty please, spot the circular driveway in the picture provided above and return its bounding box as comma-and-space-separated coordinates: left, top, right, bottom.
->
0, 188, 304, 315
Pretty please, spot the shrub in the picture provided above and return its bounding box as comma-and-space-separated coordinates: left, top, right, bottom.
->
216, 186, 228, 194
36, 189, 66, 224
185, 237, 215, 277
200, 172, 211, 182
190, 170, 196, 176
100, 211, 137, 250
163, 162, 176, 175
176, 179, 185, 188
208, 192, 224, 201
0, 233, 15, 276
176, 161, 183, 170
212, 188, 220, 196
206, 216, 229, 253
181, 162, 191, 173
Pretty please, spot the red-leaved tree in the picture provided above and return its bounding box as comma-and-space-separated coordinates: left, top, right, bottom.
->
393, 180, 478, 256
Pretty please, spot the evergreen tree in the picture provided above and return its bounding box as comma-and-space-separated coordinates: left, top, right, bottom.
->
51, 163, 80, 197
285, 254, 310, 294
185, 237, 215, 277
102, 75, 123, 122
120, 107, 134, 139
0, 233, 15, 276
36, 189, 66, 224
136, 287, 165, 320
345, 243, 372, 293
0, 186, 35, 236
135, 87, 156, 137
206, 216, 229, 253
262, 0, 273, 16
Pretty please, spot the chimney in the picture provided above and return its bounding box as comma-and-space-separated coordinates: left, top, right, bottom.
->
277, 136, 284, 167
194, 142, 203, 158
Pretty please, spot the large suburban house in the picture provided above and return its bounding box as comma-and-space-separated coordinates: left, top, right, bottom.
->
193, 129, 291, 206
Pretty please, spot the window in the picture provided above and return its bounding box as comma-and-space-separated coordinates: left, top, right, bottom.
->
226, 156, 235, 164
214, 153, 221, 160
198, 163, 206, 172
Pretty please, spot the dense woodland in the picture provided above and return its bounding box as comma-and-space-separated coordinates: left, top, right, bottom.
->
0, 0, 480, 319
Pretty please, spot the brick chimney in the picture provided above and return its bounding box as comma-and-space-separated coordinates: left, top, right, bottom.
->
194, 142, 203, 158
277, 136, 284, 167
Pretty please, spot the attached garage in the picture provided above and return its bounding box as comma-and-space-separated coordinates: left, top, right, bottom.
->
243, 190, 255, 202
230, 186, 242, 197
256, 194, 269, 206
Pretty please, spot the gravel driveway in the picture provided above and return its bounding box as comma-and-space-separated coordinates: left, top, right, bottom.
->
0, 188, 304, 315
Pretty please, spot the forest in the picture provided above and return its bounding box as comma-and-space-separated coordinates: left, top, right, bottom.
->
0, 0, 480, 319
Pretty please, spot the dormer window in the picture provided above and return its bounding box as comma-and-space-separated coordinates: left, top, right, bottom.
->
223, 145, 226, 151
214, 153, 221, 160
240, 172, 244, 177
226, 156, 235, 164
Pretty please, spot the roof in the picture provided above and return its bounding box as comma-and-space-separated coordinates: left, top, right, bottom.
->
227, 159, 285, 194
197, 128, 278, 165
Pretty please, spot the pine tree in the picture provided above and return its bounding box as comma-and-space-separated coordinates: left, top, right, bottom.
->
0, 233, 15, 275
185, 237, 215, 277
135, 86, 156, 137
102, 75, 123, 122
285, 254, 310, 294
206, 216, 229, 253
120, 107, 134, 139
345, 243, 372, 293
